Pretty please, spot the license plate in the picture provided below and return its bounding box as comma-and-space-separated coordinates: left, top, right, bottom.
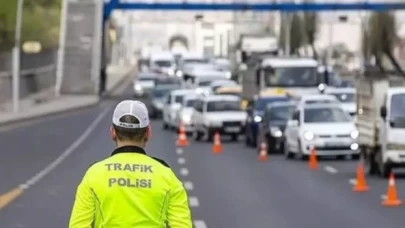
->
325, 141, 345, 146
225, 127, 240, 132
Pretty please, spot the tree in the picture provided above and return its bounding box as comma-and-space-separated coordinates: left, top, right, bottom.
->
367, 12, 404, 75
279, 13, 304, 55
302, 12, 318, 59
0, 0, 61, 51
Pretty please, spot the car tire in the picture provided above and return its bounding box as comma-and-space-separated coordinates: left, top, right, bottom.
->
193, 129, 202, 141
163, 121, 168, 130
244, 130, 251, 146
298, 140, 309, 160
284, 139, 294, 159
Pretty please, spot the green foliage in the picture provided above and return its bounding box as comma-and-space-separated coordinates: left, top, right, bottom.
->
0, 0, 61, 51
279, 13, 304, 55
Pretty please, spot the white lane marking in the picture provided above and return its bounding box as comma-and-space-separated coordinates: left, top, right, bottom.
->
189, 196, 199, 207
178, 157, 186, 165
381, 194, 387, 200
183, 181, 194, 190
349, 179, 357, 186
176, 148, 183, 155
19, 105, 111, 190
194, 220, 208, 228
324, 165, 338, 174
180, 168, 189, 176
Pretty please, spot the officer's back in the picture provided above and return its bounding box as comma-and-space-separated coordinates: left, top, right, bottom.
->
69, 100, 192, 228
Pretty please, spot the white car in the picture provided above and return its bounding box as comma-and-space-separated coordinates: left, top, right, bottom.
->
191, 95, 247, 141
194, 75, 230, 95
297, 94, 340, 107
174, 94, 198, 133
325, 87, 356, 115
284, 103, 359, 159
162, 89, 195, 129
133, 73, 157, 97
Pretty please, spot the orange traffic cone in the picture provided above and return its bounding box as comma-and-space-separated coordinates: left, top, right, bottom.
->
176, 122, 189, 147
353, 161, 369, 192
382, 173, 402, 207
308, 146, 318, 170
258, 142, 268, 162
212, 132, 222, 154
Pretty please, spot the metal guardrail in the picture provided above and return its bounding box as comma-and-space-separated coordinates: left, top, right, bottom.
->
0, 64, 55, 78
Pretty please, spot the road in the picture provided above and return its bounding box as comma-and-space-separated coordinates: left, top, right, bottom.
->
1, 87, 405, 227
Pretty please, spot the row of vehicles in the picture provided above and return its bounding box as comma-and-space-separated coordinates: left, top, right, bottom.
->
134, 52, 405, 178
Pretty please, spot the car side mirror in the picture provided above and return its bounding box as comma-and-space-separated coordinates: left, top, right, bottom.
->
380, 106, 387, 119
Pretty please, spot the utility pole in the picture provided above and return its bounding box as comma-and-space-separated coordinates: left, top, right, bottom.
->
12, 0, 24, 113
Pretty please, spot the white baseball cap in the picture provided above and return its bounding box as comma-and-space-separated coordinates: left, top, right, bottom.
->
112, 100, 149, 129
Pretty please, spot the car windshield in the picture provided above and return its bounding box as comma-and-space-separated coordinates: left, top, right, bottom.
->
155, 79, 180, 86
390, 93, 405, 128
304, 107, 352, 123
138, 76, 155, 81
269, 105, 295, 121
206, 100, 241, 112
305, 99, 338, 105
185, 99, 195, 107
154, 60, 172, 67
153, 88, 175, 98
175, 95, 184, 104
184, 58, 209, 64
255, 97, 290, 111
329, 92, 355, 103
264, 67, 318, 87
198, 81, 214, 86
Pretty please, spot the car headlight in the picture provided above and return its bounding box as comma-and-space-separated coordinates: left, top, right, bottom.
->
168, 69, 174, 76
270, 127, 282, 137
182, 115, 191, 123
350, 130, 359, 139
254, 115, 262, 122
135, 84, 142, 91
176, 70, 183, 77
226, 72, 232, 79
303, 131, 315, 141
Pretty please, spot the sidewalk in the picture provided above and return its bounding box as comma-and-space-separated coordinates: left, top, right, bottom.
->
0, 64, 134, 125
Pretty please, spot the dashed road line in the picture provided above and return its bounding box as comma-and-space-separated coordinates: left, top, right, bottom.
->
176, 148, 183, 155
324, 165, 338, 174
180, 168, 189, 176
349, 179, 357, 185
189, 196, 200, 207
178, 157, 186, 165
183, 181, 194, 190
0, 103, 112, 210
194, 220, 208, 228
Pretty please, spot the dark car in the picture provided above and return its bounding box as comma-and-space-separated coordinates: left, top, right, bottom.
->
154, 77, 182, 87
258, 101, 297, 153
149, 84, 181, 118
245, 96, 291, 147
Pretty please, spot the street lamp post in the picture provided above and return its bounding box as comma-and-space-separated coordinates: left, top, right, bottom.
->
12, 0, 24, 113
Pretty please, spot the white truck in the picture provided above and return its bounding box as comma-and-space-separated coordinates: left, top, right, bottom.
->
357, 75, 405, 177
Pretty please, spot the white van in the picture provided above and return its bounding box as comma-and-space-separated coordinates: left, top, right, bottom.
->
150, 52, 176, 76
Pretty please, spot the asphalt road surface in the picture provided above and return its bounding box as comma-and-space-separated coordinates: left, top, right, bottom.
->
1, 86, 405, 227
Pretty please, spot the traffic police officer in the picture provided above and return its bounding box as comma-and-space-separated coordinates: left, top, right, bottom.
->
69, 100, 192, 227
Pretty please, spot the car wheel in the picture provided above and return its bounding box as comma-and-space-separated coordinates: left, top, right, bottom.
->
244, 130, 251, 146
284, 139, 294, 159
163, 121, 168, 130
297, 140, 309, 160
193, 129, 202, 141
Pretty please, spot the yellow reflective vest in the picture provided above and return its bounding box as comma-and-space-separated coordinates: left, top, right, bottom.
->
69, 146, 192, 228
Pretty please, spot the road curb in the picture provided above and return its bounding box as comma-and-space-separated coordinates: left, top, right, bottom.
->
0, 99, 101, 128
104, 66, 134, 97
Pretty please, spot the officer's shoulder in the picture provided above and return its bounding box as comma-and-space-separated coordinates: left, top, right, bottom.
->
150, 156, 171, 168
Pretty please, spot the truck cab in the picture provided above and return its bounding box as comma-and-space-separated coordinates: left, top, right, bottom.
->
357, 76, 405, 177
240, 57, 323, 102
